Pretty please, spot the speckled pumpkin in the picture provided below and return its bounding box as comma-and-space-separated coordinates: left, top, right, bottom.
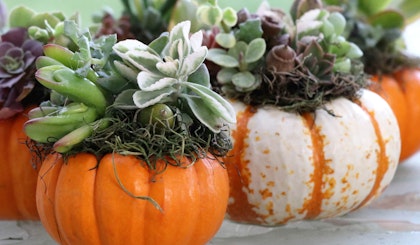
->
225, 89, 401, 225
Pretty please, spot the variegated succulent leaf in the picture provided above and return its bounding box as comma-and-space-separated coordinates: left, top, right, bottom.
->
113, 21, 235, 132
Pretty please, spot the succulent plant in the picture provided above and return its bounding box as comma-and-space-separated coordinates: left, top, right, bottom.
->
25, 20, 235, 163
118, 0, 178, 44
325, 0, 420, 74
0, 27, 46, 119
202, 0, 366, 112
24, 20, 119, 152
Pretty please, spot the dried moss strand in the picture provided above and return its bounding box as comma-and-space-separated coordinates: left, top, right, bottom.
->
111, 152, 163, 212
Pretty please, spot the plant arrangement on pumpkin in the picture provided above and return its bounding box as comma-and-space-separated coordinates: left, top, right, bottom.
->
327, 0, 420, 162
200, 0, 401, 225
23, 18, 236, 245
0, 3, 78, 220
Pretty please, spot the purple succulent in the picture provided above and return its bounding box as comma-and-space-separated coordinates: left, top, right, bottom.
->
0, 27, 44, 119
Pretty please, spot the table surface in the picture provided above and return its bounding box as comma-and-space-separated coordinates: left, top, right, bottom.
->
1, 151, 420, 245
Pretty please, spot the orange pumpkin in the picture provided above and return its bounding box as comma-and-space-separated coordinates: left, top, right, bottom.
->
36, 152, 229, 245
370, 68, 420, 162
224, 89, 400, 225
0, 108, 39, 220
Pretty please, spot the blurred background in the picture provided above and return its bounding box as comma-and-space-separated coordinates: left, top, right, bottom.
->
2, 0, 419, 56
2, 0, 292, 26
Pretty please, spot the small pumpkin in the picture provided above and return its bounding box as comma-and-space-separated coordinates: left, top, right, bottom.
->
25, 20, 235, 244
202, 1, 401, 225
370, 68, 420, 161
0, 107, 39, 220
37, 153, 229, 245
0, 25, 46, 220
339, 0, 420, 161
225, 89, 400, 225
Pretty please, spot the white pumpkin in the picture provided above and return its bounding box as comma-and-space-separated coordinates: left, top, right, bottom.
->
225, 89, 401, 225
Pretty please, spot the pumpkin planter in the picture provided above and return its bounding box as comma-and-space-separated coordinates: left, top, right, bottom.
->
37, 153, 229, 245
340, 0, 420, 161
24, 20, 236, 244
0, 24, 47, 220
369, 69, 420, 161
202, 1, 401, 226
0, 108, 39, 220
225, 89, 400, 225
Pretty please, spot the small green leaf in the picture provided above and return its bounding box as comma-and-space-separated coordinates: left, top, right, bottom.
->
222, 7, 238, 27
216, 68, 236, 84
8, 6, 36, 28
196, 5, 223, 26
358, 0, 392, 15
235, 19, 263, 43
149, 34, 169, 54
36, 65, 107, 114
113, 89, 138, 109
231, 71, 260, 91
328, 12, 346, 36
368, 10, 405, 29
215, 32, 236, 49
245, 38, 266, 63
207, 49, 239, 67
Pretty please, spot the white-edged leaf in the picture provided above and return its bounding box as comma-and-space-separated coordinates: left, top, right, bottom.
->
190, 30, 203, 52
113, 39, 148, 56
185, 82, 236, 124
188, 64, 210, 88
113, 60, 139, 82
184, 96, 225, 133
127, 50, 161, 73
133, 87, 176, 108
156, 59, 179, 77
179, 46, 208, 77
137, 71, 176, 91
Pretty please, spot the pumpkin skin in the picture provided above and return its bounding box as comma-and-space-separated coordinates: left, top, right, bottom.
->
0, 108, 39, 220
370, 68, 420, 162
225, 89, 400, 225
36, 152, 229, 245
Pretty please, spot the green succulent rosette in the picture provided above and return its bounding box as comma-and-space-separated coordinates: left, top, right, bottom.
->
24, 20, 235, 166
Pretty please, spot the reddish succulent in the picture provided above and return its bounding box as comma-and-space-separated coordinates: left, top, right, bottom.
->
0, 28, 45, 119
